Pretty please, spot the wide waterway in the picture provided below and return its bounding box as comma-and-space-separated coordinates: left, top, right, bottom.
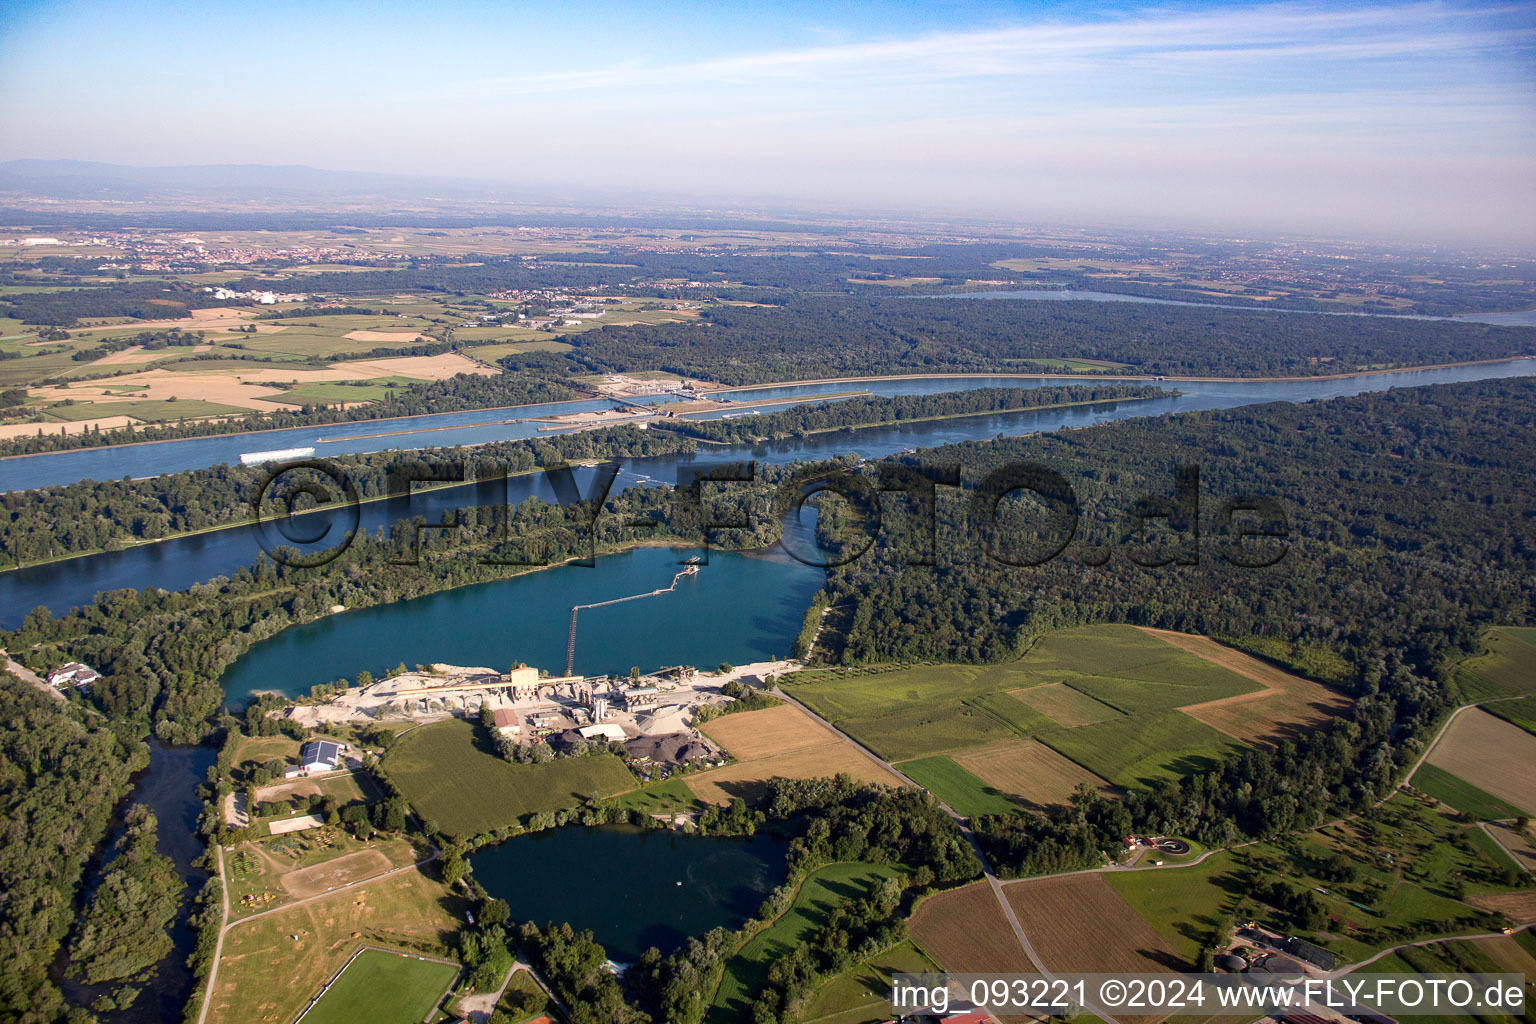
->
470, 824, 790, 962
4, 358, 1535, 630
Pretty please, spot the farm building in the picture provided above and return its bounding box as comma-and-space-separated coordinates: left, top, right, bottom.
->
48, 662, 99, 688
492, 708, 521, 737
1284, 936, 1337, 970
285, 739, 348, 778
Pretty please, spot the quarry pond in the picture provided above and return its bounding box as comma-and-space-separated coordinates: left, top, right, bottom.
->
469, 823, 790, 962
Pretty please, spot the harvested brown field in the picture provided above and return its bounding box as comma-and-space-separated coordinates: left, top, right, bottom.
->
1011, 682, 1121, 727
699, 702, 840, 760
1468, 890, 1536, 923
1003, 872, 1185, 974
343, 329, 427, 341
687, 703, 905, 804
1428, 709, 1536, 816
909, 881, 1036, 975
686, 739, 904, 805
1483, 822, 1536, 874
952, 738, 1113, 809
280, 849, 392, 898
1141, 628, 1352, 744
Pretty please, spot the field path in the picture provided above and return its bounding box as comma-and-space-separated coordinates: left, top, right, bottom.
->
771, 684, 1127, 1024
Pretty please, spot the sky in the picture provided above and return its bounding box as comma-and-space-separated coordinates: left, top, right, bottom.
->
1, 0, 1534, 244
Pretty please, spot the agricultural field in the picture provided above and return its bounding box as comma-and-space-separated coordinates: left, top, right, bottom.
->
1409, 763, 1525, 820
1004, 873, 1184, 1024
384, 719, 635, 836
206, 867, 468, 1024
300, 949, 458, 1024
1427, 709, 1536, 817
897, 755, 1020, 818
687, 702, 906, 805
709, 862, 905, 1023
1482, 821, 1536, 874
1485, 695, 1536, 737
1012, 682, 1120, 727
949, 738, 1114, 809
908, 880, 1037, 975
1455, 628, 1536, 702
1038, 710, 1247, 789
782, 625, 1353, 809
1357, 936, 1536, 1024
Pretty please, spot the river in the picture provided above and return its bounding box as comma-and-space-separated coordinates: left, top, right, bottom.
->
5, 358, 1534, 630
470, 824, 789, 962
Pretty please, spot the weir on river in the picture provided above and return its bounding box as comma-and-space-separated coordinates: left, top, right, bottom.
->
566, 562, 700, 673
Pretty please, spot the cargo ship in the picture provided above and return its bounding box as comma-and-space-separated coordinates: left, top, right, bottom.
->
238, 446, 315, 465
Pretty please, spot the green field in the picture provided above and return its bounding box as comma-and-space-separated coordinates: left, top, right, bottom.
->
1455, 628, 1536, 701
781, 626, 1288, 801
897, 755, 1020, 818
1039, 710, 1248, 788
256, 378, 415, 406
1106, 852, 1241, 962
709, 863, 904, 1023
837, 700, 1016, 761
384, 719, 635, 836
301, 949, 457, 1024
1484, 695, 1536, 737
1411, 763, 1526, 820
606, 777, 707, 816
40, 398, 247, 421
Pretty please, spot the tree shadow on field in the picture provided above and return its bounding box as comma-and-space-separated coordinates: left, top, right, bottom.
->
1137, 947, 1193, 971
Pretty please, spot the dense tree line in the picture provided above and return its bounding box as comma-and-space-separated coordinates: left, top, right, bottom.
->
1, 281, 244, 326
0, 671, 142, 1023
0, 424, 693, 564
657, 383, 1168, 443
566, 295, 1536, 382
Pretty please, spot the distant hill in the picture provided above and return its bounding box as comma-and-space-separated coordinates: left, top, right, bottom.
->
0, 159, 482, 201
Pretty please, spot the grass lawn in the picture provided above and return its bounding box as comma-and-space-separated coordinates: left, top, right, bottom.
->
607, 777, 707, 816
799, 939, 938, 1024
898, 755, 1020, 818
385, 719, 635, 837
1039, 711, 1249, 788
301, 949, 458, 1024
1411, 763, 1525, 820
493, 969, 549, 1022
1455, 628, 1536, 701
709, 863, 904, 1023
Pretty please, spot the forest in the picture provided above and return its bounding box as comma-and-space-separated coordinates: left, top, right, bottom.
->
0, 671, 143, 1022
799, 377, 1536, 874
566, 295, 1536, 381
0, 424, 694, 564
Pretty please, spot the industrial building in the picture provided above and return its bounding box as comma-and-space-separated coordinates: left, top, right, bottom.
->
492, 708, 521, 738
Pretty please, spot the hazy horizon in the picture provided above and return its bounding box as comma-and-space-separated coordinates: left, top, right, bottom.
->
2, 0, 1533, 245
